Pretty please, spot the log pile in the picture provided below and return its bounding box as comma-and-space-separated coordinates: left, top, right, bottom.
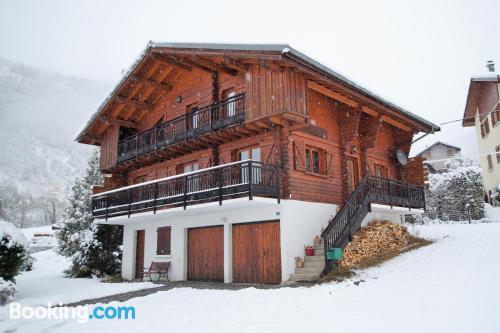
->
341, 220, 411, 267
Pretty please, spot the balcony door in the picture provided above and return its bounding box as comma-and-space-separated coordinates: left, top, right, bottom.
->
225, 91, 236, 117
239, 147, 261, 184
184, 162, 200, 193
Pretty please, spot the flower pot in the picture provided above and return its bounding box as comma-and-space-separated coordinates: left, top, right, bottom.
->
305, 247, 314, 256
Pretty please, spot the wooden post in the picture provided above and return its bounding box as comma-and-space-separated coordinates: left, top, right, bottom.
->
183, 175, 188, 210
248, 161, 253, 200
276, 165, 281, 204
218, 167, 223, 206
153, 182, 158, 214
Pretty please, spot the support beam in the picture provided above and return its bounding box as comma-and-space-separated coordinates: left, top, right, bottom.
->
193, 56, 238, 76
114, 96, 154, 111
307, 81, 359, 108
381, 115, 412, 132
223, 56, 248, 71
150, 53, 193, 71
98, 115, 138, 129
130, 76, 173, 94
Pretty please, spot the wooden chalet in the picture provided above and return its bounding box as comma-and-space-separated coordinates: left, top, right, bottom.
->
77, 43, 439, 284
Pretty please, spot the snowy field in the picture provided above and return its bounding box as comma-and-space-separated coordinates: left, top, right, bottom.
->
21, 225, 57, 250
0, 250, 156, 325
2, 222, 500, 333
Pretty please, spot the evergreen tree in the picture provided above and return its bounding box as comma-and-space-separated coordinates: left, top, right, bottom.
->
57, 149, 123, 277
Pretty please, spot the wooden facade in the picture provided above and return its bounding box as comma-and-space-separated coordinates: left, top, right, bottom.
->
79, 44, 437, 210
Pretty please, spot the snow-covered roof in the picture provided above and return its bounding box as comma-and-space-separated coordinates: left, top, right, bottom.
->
76, 42, 440, 142
416, 141, 462, 156
462, 73, 500, 127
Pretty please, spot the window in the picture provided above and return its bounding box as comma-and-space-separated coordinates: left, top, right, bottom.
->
481, 118, 490, 138
305, 146, 326, 175
156, 227, 171, 255
496, 146, 500, 164
492, 105, 500, 127
487, 154, 493, 170
447, 148, 454, 156
374, 164, 388, 178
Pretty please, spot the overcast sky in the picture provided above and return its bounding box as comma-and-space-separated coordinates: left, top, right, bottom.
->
1, 0, 499, 158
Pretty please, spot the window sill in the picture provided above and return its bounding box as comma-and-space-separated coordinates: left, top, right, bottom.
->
304, 171, 329, 178
154, 254, 172, 258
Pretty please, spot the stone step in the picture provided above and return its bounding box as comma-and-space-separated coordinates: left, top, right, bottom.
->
302, 262, 324, 270
304, 255, 325, 262
295, 266, 324, 274
313, 244, 324, 251
289, 273, 321, 282
313, 249, 325, 256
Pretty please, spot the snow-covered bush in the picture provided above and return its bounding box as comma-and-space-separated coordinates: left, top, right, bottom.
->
0, 220, 29, 304
492, 185, 500, 207
57, 149, 123, 278
0, 220, 29, 281
0, 278, 16, 305
425, 159, 485, 221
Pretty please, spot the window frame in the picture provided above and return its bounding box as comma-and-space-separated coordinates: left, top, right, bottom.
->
480, 117, 490, 138
496, 146, 500, 164
487, 154, 494, 171
305, 146, 326, 175
156, 226, 171, 256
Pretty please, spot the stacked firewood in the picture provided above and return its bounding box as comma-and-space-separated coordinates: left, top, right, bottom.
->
341, 220, 411, 267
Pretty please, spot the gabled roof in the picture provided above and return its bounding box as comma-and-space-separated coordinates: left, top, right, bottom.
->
462, 74, 500, 127
76, 42, 440, 142
416, 141, 461, 156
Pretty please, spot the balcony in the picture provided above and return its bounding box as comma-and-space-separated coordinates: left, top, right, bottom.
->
117, 93, 246, 164
92, 160, 280, 219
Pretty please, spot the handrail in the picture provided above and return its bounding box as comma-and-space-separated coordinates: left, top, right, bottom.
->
117, 93, 246, 163
321, 176, 425, 271
92, 160, 280, 219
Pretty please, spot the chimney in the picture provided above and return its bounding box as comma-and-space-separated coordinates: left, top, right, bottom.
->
486, 60, 495, 72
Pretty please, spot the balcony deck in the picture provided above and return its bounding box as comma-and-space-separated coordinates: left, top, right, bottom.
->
92, 160, 280, 219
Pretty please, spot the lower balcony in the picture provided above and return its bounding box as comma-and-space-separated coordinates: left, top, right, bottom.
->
92, 161, 280, 219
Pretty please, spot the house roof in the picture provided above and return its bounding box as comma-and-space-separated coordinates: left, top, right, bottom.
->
462, 74, 500, 127
76, 42, 440, 142
416, 141, 461, 156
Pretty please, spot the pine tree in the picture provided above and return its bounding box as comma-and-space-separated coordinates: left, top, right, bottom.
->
57, 149, 123, 277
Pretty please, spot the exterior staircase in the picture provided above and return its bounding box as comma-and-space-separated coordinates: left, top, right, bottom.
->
289, 243, 325, 282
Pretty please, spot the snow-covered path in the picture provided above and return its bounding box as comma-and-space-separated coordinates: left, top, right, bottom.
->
3, 223, 500, 333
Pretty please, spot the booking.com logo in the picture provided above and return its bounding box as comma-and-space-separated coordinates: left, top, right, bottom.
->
10, 303, 136, 323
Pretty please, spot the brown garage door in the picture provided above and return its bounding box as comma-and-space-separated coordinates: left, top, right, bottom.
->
232, 221, 281, 284
187, 226, 224, 282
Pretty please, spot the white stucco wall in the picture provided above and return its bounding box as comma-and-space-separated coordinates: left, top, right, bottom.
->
106, 198, 336, 283
474, 93, 500, 197
423, 144, 460, 171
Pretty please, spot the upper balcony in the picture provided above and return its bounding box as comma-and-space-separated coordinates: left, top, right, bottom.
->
117, 93, 246, 164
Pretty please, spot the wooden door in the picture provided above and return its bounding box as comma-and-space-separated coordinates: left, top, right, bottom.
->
346, 157, 359, 195
187, 226, 224, 281
135, 230, 145, 279
232, 221, 281, 284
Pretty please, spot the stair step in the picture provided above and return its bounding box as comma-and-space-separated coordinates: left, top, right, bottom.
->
295, 266, 324, 274
304, 255, 325, 262
313, 244, 323, 251
313, 249, 324, 256
289, 273, 321, 282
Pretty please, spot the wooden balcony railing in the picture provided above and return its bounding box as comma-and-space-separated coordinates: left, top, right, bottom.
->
92, 160, 280, 219
117, 93, 246, 163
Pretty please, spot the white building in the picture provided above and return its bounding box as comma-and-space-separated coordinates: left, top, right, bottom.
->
463, 63, 500, 205
416, 141, 461, 172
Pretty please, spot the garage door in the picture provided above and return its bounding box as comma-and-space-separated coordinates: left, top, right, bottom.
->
232, 221, 281, 284
187, 226, 224, 282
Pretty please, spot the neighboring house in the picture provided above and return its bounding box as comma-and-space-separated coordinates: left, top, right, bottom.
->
77, 43, 439, 284
416, 141, 461, 172
462, 62, 500, 206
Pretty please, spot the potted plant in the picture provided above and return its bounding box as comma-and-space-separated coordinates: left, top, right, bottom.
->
304, 245, 314, 256
295, 256, 304, 268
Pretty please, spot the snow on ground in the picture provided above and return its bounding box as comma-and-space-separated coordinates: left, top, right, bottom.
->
2, 222, 500, 333
21, 225, 57, 250
0, 250, 156, 323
